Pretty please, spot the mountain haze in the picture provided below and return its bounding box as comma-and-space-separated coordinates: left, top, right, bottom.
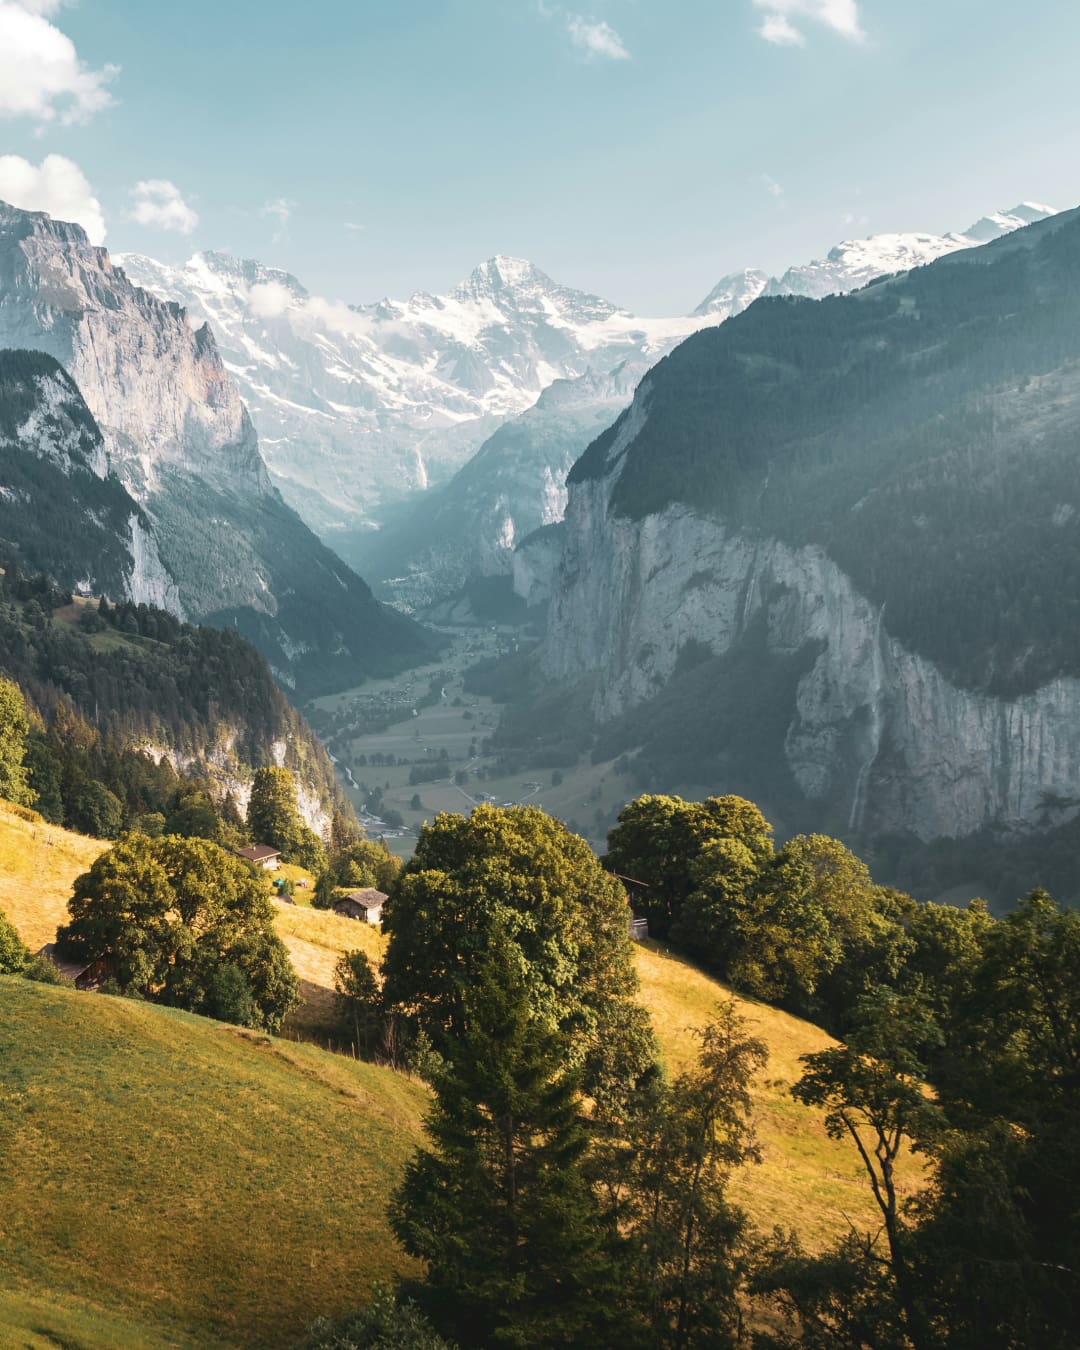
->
0, 201, 434, 695
532, 205, 1080, 849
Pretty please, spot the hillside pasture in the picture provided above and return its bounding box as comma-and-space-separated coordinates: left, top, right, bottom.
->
0, 979, 427, 1349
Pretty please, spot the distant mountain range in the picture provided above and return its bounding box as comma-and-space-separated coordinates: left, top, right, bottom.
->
117, 204, 1056, 589
0, 200, 435, 696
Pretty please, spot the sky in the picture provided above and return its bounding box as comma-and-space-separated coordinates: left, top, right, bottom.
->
0, 0, 1077, 315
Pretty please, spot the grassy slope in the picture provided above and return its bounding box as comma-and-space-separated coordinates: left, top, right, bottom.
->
0, 801, 105, 952
635, 943, 922, 1251
0, 980, 426, 1350
1, 805, 922, 1347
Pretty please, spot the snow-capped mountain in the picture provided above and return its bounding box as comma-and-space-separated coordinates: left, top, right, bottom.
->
0, 200, 433, 694
697, 203, 1057, 309
357, 202, 1059, 607
116, 201, 1056, 601
355, 361, 648, 611
115, 250, 707, 543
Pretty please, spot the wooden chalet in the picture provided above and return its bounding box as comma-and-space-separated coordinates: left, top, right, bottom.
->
36, 944, 114, 991
333, 888, 388, 925
233, 843, 283, 870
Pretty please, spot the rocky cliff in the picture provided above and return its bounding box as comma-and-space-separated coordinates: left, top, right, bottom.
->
0, 349, 176, 608
0, 201, 435, 695
536, 206, 1080, 842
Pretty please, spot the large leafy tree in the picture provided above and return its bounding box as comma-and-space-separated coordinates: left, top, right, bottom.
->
911, 891, 1080, 1349
0, 676, 34, 807
391, 931, 636, 1349
382, 805, 656, 1106
606, 794, 774, 937
729, 834, 882, 1012
57, 833, 299, 1031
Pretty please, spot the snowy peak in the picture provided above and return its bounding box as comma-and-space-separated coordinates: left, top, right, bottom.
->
696, 202, 1059, 309
693, 268, 771, 319
961, 202, 1057, 243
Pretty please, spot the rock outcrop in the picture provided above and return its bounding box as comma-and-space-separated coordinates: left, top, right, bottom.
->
0, 201, 434, 696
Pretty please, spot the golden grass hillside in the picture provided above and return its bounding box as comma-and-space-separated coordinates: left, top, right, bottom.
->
0, 978, 427, 1350
0, 804, 921, 1291
0, 800, 105, 951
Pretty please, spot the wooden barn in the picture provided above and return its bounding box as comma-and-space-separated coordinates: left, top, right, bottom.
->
332, 889, 388, 925
36, 944, 115, 991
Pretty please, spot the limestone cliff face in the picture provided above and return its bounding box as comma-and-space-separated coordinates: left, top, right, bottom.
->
537, 451, 1080, 841
0, 202, 268, 495
0, 203, 432, 696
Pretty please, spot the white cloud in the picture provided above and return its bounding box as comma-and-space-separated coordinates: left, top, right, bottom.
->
0, 152, 106, 242
759, 13, 804, 45
344, 221, 364, 233
247, 280, 294, 319
127, 179, 198, 235
761, 172, 785, 200
753, 0, 865, 47
566, 14, 630, 60
0, 0, 118, 126
262, 196, 294, 243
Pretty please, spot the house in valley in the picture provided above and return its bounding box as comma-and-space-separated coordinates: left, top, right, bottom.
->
333, 889, 388, 924
234, 844, 283, 870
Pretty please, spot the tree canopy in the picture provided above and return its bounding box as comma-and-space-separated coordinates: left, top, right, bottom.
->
57, 833, 299, 1031
382, 804, 656, 1104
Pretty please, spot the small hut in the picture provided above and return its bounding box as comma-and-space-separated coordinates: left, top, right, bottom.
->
332, 889, 388, 925
35, 944, 115, 990
233, 844, 283, 870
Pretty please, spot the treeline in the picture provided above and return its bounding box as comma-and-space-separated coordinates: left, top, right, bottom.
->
311, 797, 1078, 1349
0, 559, 351, 840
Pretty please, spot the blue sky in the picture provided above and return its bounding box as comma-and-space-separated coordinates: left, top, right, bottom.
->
0, 0, 1077, 313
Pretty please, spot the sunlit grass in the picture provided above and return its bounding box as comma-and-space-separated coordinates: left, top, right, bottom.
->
0, 979, 427, 1349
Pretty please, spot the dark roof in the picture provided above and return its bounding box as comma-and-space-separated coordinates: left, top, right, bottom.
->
36, 943, 98, 982
336, 888, 388, 911
234, 844, 282, 863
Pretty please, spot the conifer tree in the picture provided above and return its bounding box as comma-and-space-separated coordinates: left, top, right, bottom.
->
391, 930, 637, 1349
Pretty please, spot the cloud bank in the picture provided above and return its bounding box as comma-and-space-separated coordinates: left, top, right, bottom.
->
0, 153, 106, 242
0, 0, 118, 126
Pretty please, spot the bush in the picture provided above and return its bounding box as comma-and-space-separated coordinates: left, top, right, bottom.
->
297, 1284, 455, 1349
22, 954, 72, 985
0, 906, 28, 973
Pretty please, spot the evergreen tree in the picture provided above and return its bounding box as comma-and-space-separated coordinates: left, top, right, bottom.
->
248, 766, 305, 856
391, 931, 637, 1349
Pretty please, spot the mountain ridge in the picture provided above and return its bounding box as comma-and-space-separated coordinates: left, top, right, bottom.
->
532, 203, 1080, 846
0, 200, 436, 695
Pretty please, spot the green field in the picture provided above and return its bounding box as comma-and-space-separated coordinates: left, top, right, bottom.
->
0, 979, 427, 1350
313, 629, 637, 856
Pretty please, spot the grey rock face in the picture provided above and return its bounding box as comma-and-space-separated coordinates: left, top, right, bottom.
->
538, 439, 1080, 842
0, 201, 430, 695
0, 203, 267, 496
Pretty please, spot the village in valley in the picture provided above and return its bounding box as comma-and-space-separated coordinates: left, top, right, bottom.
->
306, 623, 634, 859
